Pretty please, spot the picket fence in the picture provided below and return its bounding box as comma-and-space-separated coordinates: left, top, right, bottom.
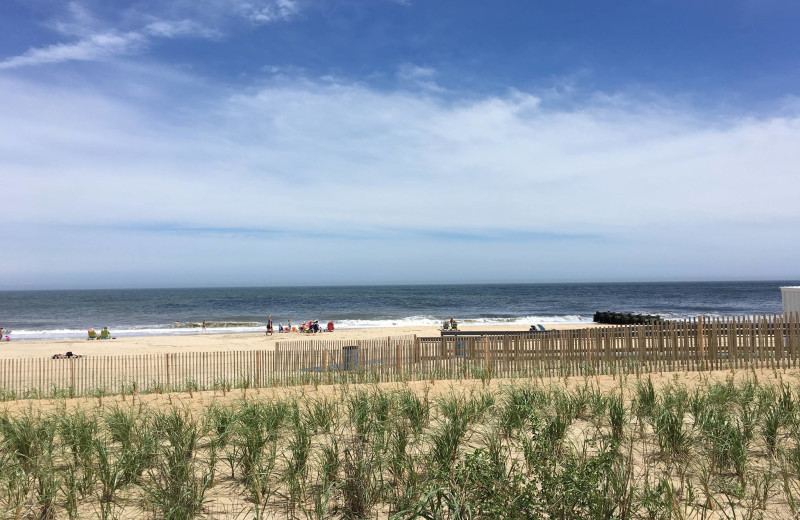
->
1, 313, 799, 399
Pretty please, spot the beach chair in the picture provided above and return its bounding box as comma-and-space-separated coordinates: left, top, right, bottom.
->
87, 329, 97, 340
442, 321, 451, 331
327, 321, 334, 332
537, 324, 547, 331
100, 328, 110, 339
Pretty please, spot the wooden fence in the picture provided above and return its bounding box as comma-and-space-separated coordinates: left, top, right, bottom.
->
1, 314, 799, 399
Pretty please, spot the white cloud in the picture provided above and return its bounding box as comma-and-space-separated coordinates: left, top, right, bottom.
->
397, 63, 445, 92
4, 73, 800, 231
0, 0, 296, 70
50, 1, 101, 37
237, 0, 299, 23
398, 63, 436, 80
0, 19, 222, 70
0, 32, 147, 69
144, 19, 221, 39
0, 71, 798, 286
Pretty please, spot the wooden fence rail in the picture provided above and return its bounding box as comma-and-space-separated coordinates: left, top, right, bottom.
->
1, 314, 798, 399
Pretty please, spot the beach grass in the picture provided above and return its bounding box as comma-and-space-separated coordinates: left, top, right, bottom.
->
0, 370, 798, 518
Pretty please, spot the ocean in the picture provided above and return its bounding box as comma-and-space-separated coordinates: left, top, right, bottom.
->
0, 281, 796, 341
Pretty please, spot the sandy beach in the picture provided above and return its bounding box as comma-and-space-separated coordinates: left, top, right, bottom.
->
1, 323, 599, 359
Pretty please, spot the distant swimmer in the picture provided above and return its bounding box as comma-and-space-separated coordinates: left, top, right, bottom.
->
202, 320, 206, 334
174, 321, 180, 328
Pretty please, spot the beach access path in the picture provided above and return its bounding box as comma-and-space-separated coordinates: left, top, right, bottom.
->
0, 323, 599, 359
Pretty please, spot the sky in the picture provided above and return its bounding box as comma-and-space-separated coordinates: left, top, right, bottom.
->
1, 0, 799, 290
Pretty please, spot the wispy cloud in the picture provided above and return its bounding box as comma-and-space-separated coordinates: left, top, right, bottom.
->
397, 63, 445, 92
397, 63, 435, 80
143, 19, 221, 39
70, 222, 602, 243
236, 0, 299, 23
49, 1, 101, 37
0, 32, 147, 69
0, 0, 298, 69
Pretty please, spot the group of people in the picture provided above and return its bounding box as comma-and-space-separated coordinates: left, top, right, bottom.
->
87, 327, 112, 339
266, 316, 334, 335
442, 317, 459, 330
297, 320, 323, 333
52, 351, 83, 359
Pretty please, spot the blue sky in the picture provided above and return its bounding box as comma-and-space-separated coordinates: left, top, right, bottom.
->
1, 0, 799, 289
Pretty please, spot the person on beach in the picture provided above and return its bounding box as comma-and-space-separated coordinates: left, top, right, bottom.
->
288, 318, 292, 332
202, 321, 206, 334
450, 317, 458, 330
267, 315, 273, 336
52, 351, 82, 359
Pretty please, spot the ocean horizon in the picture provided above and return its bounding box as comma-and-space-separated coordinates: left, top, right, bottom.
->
1, 280, 797, 341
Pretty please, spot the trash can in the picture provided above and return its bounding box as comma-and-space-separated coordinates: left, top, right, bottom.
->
343, 346, 358, 371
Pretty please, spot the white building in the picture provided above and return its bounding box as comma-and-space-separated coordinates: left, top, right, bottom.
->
781, 286, 800, 314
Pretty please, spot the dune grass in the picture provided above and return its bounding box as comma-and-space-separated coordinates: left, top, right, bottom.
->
0, 370, 798, 518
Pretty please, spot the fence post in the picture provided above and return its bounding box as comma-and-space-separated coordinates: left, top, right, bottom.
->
697, 315, 706, 371
793, 312, 799, 368
69, 358, 75, 398
483, 336, 489, 373
396, 342, 402, 378
759, 314, 766, 370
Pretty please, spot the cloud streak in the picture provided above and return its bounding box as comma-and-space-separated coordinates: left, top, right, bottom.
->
0, 32, 147, 69
0, 0, 296, 69
236, 0, 299, 23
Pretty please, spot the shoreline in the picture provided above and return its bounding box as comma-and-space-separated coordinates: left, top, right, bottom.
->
0, 323, 601, 359
3, 317, 596, 342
